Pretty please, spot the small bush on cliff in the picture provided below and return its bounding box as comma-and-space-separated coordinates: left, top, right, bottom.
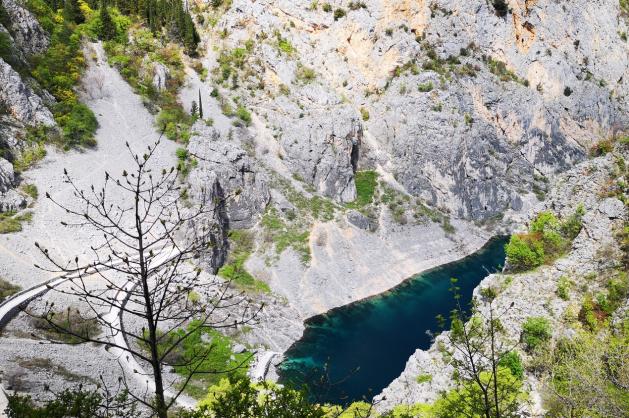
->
505, 208, 584, 272
521, 316, 551, 352
505, 233, 545, 271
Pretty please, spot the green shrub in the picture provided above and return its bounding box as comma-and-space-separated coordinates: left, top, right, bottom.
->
557, 276, 571, 300
277, 37, 294, 54
56, 102, 98, 148
0, 278, 21, 302
505, 234, 545, 271
506, 209, 584, 272
521, 317, 552, 352
416, 374, 433, 384
235, 106, 252, 125
295, 64, 316, 83
498, 351, 524, 380
360, 107, 370, 121
333, 8, 346, 20
418, 81, 434, 92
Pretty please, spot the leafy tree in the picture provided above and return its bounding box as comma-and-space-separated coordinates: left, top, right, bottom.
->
435, 280, 524, 418
504, 234, 544, 271
182, 376, 326, 418
98, 2, 116, 41
544, 323, 629, 417
62, 0, 84, 24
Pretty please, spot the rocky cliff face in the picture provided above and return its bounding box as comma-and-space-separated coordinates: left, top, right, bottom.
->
0, 0, 55, 211
1, 0, 49, 57
376, 143, 628, 413
187, 122, 271, 229
198, 0, 628, 220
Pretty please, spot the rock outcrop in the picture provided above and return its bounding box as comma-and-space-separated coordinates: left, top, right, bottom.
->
0, 58, 55, 127
187, 122, 270, 229
0, 0, 49, 57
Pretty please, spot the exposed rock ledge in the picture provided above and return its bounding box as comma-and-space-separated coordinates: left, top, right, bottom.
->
375, 148, 628, 414
246, 215, 492, 353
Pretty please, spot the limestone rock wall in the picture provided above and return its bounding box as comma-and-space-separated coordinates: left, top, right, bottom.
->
204, 0, 628, 219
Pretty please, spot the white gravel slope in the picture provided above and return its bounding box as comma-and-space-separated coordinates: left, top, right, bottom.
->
0, 42, 178, 290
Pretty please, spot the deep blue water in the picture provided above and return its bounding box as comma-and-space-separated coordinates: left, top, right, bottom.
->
277, 236, 508, 404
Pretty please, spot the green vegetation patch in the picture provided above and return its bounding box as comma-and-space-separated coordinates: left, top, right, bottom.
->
104, 23, 193, 143
0, 211, 32, 234
484, 56, 528, 86
261, 208, 311, 265
521, 316, 552, 352
415, 373, 433, 384
505, 206, 585, 272
0, 278, 21, 302
151, 320, 252, 399
22, 0, 101, 149
218, 230, 270, 293
347, 170, 378, 208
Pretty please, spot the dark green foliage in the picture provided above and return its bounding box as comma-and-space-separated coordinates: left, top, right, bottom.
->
333, 8, 346, 20
492, 0, 508, 17
56, 102, 98, 148
98, 3, 117, 40
27, 0, 99, 148
62, 0, 84, 24
498, 351, 524, 380
140, 0, 200, 54
6, 389, 101, 418
521, 316, 551, 352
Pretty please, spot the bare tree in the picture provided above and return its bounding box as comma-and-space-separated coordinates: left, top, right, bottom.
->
436, 279, 523, 418
32, 139, 261, 418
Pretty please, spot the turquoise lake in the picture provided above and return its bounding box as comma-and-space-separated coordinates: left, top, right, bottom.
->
277, 236, 508, 404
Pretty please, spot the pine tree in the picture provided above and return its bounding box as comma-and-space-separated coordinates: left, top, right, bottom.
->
63, 0, 84, 24
198, 89, 203, 119
99, 2, 116, 41
190, 100, 198, 117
